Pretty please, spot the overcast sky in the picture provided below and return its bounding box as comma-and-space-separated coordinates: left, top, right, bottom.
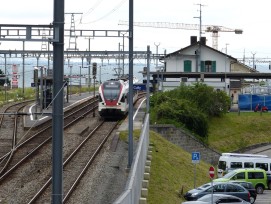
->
1, 0, 271, 70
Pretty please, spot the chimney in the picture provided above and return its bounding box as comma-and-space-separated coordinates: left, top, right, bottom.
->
190, 36, 197, 45
200, 37, 206, 45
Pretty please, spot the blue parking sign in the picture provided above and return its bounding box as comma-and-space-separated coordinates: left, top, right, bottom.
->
192, 152, 200, 164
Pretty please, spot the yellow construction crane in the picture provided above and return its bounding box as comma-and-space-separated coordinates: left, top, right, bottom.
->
118, 20, 243, 50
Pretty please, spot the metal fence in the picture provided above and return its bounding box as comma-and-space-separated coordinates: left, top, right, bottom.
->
239, 94, 271, 111
113, 114, 150, 204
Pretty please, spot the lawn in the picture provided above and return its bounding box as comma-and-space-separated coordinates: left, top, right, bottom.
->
208, 112, 271, 152
147, 111, 271, 203
147, 131, 212, 204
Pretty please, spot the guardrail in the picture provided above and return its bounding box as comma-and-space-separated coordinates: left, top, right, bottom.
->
113, 114, 150, 204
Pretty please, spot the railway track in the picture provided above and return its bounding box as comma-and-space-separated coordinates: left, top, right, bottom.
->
0, 100, 34, 171
0, 94, 146, 203
28, 120, 119, 203
0, 97, 98, 180
0, 96, 106, 203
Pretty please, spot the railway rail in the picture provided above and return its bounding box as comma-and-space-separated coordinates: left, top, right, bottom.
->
0, 100, 34, 171
28, 120, 119, 203
0, 97, 98, 180
0, 93, 147, 203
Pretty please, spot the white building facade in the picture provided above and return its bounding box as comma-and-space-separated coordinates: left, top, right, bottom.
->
160, 37, 255, 96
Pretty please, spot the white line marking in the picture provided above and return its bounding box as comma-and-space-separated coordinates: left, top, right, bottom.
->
133, 98, 146, 121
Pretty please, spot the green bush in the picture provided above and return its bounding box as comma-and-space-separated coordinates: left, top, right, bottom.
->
150, 83, 230, 138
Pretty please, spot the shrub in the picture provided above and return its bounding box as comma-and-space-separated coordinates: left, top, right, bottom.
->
150, 83, 230, 138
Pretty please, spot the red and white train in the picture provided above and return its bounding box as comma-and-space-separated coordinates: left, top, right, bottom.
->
98, 79, 138, 118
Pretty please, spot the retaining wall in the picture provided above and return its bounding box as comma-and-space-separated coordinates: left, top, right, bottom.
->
150, 124, 221, 165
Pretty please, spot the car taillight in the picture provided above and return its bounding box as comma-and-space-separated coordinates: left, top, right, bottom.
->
248, 191, 250, 201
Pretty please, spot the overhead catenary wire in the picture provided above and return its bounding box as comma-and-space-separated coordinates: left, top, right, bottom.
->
80, 0, 127, 24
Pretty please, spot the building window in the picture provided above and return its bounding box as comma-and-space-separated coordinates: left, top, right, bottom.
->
184, 60, 192, 72
201, 60, 216, 72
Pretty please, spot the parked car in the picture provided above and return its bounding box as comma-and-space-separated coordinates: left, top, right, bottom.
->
183, 182, 250, 202
182, 194, 250, 204
214, 168, 269, 194
229, 181, 257, 204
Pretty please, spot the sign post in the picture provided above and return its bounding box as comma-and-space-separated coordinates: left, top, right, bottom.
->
209, 166, 215, 204
192, 152, 200, 188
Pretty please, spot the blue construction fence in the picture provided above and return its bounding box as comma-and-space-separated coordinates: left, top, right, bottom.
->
238, 94, 271, 111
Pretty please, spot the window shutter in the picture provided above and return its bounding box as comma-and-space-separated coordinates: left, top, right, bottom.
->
212, 61, 216, 72
184, 60, 192, 72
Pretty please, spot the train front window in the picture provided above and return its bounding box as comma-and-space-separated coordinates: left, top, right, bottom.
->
103, 82, 121, 100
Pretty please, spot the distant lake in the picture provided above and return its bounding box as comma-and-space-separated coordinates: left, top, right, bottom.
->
0, 57, 155, 88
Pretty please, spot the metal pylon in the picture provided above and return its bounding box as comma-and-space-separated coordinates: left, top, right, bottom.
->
41, 29, 47, 51
66, 13, 82, 51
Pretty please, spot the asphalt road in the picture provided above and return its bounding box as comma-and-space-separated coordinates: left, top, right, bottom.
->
245, 145, 271, 204
254, 191, 271, 204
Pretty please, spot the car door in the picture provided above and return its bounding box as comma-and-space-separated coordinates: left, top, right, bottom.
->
217, 197, 246, 203
225, 184, 249, 201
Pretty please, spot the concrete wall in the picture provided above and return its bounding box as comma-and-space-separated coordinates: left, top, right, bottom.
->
150, 124, 221, 165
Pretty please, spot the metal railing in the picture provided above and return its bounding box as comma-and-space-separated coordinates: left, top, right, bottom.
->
113, 114, 149, 204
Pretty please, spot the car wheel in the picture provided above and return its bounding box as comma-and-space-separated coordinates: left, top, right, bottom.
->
256, 185, 264, 194
250, 196, 256, 204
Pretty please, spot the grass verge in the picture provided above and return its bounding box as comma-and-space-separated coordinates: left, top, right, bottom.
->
208, 112, 271, 152
147, 131, 212, 203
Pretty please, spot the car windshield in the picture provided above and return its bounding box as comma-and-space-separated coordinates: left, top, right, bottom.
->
196, 183, 211, 190
222, 170, 237, 179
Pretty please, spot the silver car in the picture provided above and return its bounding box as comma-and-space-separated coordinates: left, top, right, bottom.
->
182, 194, 250, 204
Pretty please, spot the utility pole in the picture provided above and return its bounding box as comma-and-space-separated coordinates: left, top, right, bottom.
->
52, 0, 65, 202
194, 3, 205, 41
194, 3, 205, 77
154, 42, 160, 68
121, 32, 126, 76
128, 0, 134, 169
252, 52, 256, 70
85, 37, 92, 92
225, 43, 229, 54
154, 42, 160, 91
22, 41, 25, 96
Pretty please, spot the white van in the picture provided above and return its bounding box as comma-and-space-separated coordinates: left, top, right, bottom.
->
217, 153, 271, 178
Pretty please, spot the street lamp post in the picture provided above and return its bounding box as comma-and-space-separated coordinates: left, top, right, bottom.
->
224, 44, 229, 94
121, 32, 126, 76
154, 42, 160, 91
80, 57, 84, 96
4, 82, 7, 102
40, 66, 43, 112
4, 53, 7, 102
34, 67, 39, 120
69, 65, 73, 96
92, 62, 97, 117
